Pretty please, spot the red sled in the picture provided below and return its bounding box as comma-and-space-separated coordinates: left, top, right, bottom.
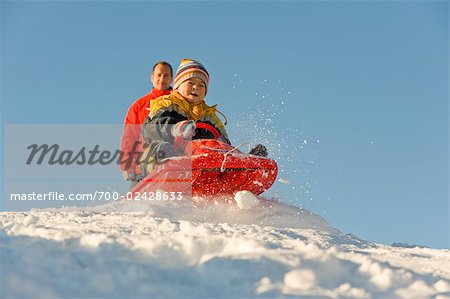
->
129, 124, 278, 197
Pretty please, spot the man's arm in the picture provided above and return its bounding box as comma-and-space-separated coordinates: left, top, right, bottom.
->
119, 103, 141, 174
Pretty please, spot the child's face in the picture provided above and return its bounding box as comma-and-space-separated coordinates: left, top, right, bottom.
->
177, 77, 206, 104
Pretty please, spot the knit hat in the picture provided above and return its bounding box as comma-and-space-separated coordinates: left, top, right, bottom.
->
173, 59, 210, 94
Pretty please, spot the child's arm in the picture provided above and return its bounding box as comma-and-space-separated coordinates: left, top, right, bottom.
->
206, 113, 231, 145
142, 108, 188, 161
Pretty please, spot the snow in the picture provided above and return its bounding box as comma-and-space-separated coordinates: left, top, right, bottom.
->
234, 191, 260, 210
283, 269, 317, 290
1, 197, 449, 299
278, 178, 291, 184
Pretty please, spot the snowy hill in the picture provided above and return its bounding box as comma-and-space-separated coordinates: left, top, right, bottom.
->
1, 196, 449, 299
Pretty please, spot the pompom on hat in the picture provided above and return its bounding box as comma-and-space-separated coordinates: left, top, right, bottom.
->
173, 59, 210, 94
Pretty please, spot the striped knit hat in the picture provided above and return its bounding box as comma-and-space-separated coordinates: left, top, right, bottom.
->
173, 59, 210, 94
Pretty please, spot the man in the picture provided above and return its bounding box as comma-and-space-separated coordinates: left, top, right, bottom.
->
120, 61, 173, 186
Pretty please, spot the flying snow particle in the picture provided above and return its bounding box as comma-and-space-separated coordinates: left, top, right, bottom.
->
278, 178, 291, 185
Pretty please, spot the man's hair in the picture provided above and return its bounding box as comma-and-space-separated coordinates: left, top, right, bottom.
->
152, 61, 173, 77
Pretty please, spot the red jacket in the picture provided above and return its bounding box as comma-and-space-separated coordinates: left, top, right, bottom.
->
120, 88, 172, 173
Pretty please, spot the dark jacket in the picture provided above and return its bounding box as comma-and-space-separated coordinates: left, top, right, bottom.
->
142, 91, 230, 161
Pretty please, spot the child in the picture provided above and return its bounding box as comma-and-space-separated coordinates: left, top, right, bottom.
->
142, 58, 267, 169
142, 59, 230, 162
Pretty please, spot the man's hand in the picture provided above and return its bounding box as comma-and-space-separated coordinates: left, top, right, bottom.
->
122, 170, 136, 181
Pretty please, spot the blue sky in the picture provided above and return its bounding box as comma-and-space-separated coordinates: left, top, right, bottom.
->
1, 1, 448, 248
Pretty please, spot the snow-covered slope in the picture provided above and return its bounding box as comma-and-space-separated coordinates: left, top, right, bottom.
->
1, 195, 449, 299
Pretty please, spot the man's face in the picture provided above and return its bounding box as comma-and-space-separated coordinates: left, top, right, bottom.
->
177, 77, 206, 104
151, 64, 172, 90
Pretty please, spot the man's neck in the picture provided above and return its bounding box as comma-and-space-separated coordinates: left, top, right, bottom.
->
151, 88, 172, 97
